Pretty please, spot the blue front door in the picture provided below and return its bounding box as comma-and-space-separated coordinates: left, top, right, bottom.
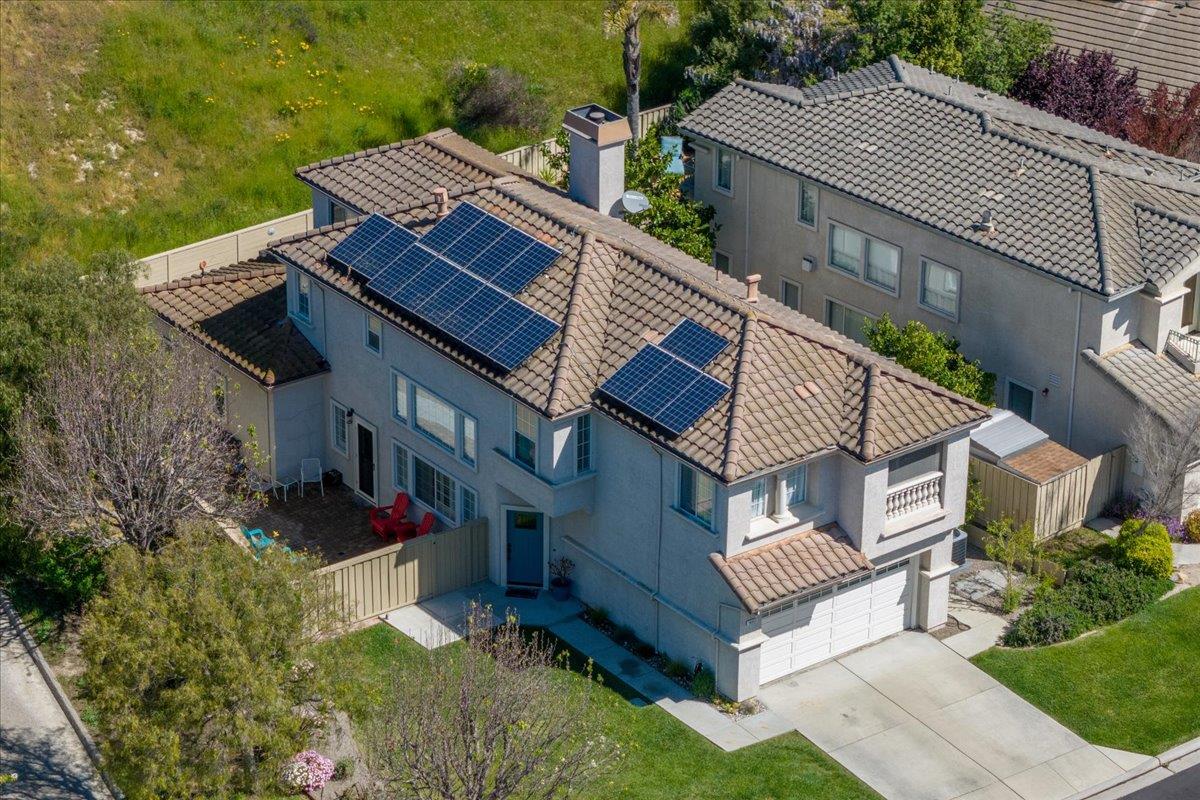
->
505, 509, 543, 587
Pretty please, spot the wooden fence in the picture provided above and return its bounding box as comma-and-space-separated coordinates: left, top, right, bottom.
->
315, 518, 488, 625
972, 446, 1126, 540
497, 104, 673, 177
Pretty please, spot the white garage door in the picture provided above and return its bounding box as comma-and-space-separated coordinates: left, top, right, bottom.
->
759, 559, 913, 685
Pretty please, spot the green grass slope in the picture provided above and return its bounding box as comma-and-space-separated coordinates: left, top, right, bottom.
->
0, 0, 691, 267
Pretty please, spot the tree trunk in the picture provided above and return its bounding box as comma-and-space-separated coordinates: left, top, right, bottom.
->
624, 16, 641, 143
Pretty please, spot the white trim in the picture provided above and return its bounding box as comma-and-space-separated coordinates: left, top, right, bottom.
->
330, 399, 349, 456
919, 257, 961, 321
713, 146, 734, 195
294, 272, 312, 323
500, 504, 548, 589
512, 402, 539, 472
796, 178, 818, 229
363, 312, 383, 356
352, 417, 378, 504
391, 438, 410, 493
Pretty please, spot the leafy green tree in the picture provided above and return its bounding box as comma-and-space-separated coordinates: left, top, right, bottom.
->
79, 527, 343, 798
603, 0, 680, 142
680, 0, 773, 106
984, 515, 1035, 613
846, 0, 1051, 93
864, 313, 995, 404
623, 124, 718, 261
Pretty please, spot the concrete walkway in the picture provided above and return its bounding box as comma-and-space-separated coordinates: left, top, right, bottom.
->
761, 632, 1132, 800
0, 601, 110, 799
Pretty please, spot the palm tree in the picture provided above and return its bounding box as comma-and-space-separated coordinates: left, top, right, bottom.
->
603, 0, 679, 143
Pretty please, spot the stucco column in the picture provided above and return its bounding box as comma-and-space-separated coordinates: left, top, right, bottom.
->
917, 539, 954, 630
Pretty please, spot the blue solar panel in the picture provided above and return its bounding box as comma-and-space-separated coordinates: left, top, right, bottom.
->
368, 244, 436, 298
492, 239, 561, 294
599, 344, 730, 436
418, 203, 487, 253
659, 319, 729, 368
351, 225, 418, 280
486, 311, 560, 369
421, 202, 562, 295
328, 213, 394, 269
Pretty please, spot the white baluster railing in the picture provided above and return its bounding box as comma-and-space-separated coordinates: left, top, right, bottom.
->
885, 472, 943, 520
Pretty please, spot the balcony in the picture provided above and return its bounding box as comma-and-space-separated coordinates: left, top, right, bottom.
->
885, 472, 943, 522
1165, 329, 1200, 375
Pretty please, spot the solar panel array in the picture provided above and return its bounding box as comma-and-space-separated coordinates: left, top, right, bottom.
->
323, 208, 562, 372
599, 320, 732, 436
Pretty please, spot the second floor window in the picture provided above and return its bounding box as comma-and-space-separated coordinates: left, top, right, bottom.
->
414, 386, 457, 453
365, 314, 383, 354
798, 180, 818, 227
575, 414, 592, 474
888, 444, 941, 486
330, 200, 351, 224
826, 299, 876, 346
678, 463, 715, 528
296, 274, 312, 321
781, 278, 801, 311
749, 478, 768, 518
462, 416, 477, 467
514, 404, 538, 470
715, 147, 734, 193
392, 373, 409, 423
920, 258, 961, 319
782, 465, 808, 507
829, 223, 900, 294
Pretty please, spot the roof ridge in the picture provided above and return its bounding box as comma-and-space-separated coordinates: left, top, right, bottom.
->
1089, 167, 1114, 295
735, 75, 902, 109
721, 314, 758, 482
138, 261, 284, 294
1134, 201, 1200, 230
294, 129, 456, 177
860, 364, 881, 461
420, 131, 516, 179
721, 522, 848, 561
546, 233, 596, 416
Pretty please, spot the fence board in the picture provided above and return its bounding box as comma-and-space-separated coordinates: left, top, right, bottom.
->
315, 519, 488, 625
1084, 446, 1126, 520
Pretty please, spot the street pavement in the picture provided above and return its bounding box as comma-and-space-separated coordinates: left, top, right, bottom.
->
1122, 764, 1200, 799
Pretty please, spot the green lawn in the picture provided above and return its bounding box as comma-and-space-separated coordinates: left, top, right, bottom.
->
317, 624, 880, 800
0, 0, 692, 268
972, 587, 1200, 755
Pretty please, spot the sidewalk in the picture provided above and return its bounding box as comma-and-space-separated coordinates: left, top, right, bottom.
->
0, 596, 111, 799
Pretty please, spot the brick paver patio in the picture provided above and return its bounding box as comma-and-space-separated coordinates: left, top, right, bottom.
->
245, 484, 388, 564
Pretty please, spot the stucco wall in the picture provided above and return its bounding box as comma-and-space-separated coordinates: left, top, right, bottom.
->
272, 374, 327, 483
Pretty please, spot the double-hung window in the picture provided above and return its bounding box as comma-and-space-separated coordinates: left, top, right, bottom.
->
864, 239, 900, 292
782, 465, 807, 507
514, 404, 538, 470
460, 486, 478, 522
296, 274, 312, 321
413, 454, 457, 522
414, 386, 457, 453
715, 147, 734, 193
678, 463, 716, 528
575, 414, 592, 474
364, 314, 383, 354
392, 372, 409, 423
920, 258, 960, 319
330, 400, 349, 455
781, 278, 801, 310
829, 223, 900, 294
829, 224, 864, 275
826, 299, 876, 345
461, 416, 477, 467
749, 478, 768, 519
392, 441, 410, 490
797, 180, 818, 227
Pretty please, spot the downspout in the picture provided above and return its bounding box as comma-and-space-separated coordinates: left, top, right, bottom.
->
1066, 288, 1082, 449
654, 447, 664, 649
742, 157, 751, 281
266, 385, 276, 481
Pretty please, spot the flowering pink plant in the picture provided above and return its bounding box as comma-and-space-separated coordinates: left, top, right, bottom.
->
280, 750, 335, 793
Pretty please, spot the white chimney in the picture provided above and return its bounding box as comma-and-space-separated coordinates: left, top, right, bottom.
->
562, 104, 632, 217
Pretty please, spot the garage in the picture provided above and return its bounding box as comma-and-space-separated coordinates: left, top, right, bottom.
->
758, 559, 913, 685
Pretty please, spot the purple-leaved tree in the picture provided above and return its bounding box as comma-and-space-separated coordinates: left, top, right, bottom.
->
1011, 47, 1141, 138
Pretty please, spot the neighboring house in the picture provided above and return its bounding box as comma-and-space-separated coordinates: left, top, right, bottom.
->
148, 108, 992, 700
680, 56, 1200, 517
995, 0, 1200, 94
141, 261, 329, 483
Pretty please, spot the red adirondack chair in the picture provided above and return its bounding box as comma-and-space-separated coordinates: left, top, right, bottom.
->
396, 511, 435, 541
369, 493, 410, 541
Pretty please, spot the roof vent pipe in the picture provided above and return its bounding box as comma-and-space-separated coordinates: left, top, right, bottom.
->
562, 104, 632, 217
433, 187, 450, 217
746, 273, 761, 303
972, 210, 996, 236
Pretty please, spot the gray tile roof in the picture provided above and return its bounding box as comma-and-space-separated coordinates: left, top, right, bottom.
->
679, 56, 1200, 296
1083, 343, 1200, 426
268, 132, 988, 481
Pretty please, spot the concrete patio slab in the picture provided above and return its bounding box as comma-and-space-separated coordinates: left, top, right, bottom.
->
381, 604, 462, 648
1004, 762, 1076, 800
1048, 745, 1126, 791
760, 661, 914, 751
923, 686, 1089, 779
838, 633, 998, 717
1096, 746, 1152, 772
831, 719, 995, 800
943, 602, 1009, 658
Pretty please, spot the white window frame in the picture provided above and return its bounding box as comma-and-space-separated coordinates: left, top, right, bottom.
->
392, 440, 410, 491
411, 453, 458, 524
513, 403, 538, 471
364, 313, 383, 355
797, 179, 818, 229
574, 414, 593, 475
1005, 378, 1037, 423
714, 147, 734, 195
827, 222, 901, 297
295, 273, 312, 322
392, 371, 475, 468
782, 464, 808, 509
460, 414, 478, 468
391, 371, 409, 424
413, 384, 458, 454
677, 462, 717, 530
749, 478, 769, 519
781, 277, 802, 311
919, 258, 961, 321
330, 399, 349, 456
825, 297, 877, 345
460, 485, 478, 523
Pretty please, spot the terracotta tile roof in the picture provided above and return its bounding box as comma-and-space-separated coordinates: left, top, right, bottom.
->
1002, 440, 1088, 484
270, 133, 988, 481
140, 261, 328, 386
709, 524, 873, 613
993, 0, 1200, 94
679, 57, 1200, 296
1083, 343, 1200, 427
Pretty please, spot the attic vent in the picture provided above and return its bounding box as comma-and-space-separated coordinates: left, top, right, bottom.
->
794, 381, 822, 400
972, 210, 997, 236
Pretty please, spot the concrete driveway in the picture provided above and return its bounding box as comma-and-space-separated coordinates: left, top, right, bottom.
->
760, 632, 1137, 800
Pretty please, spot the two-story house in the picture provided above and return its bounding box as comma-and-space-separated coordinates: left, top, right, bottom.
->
143, 109, 988, 700
681, 56, 1200, 517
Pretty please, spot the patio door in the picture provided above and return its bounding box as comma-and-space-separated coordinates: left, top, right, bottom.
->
504, 508, 544, 587
355, 422, 376, 502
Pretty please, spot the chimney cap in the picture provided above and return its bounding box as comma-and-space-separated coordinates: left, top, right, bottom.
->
563, 104, 632, 147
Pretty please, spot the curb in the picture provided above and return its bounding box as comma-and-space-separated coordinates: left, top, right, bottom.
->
1067, 736, 1200, 799
0, 590, 123, 800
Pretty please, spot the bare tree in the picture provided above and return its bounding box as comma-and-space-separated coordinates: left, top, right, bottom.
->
603, 0, 679, 142
1127, 404, 1200, 520
364, 605, 617, 800
13, 334, 262, 551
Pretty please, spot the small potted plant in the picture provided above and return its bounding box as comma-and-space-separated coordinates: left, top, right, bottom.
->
548, 556, 575, 601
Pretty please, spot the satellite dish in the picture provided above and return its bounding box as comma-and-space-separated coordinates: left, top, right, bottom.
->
621, 190, 650, 214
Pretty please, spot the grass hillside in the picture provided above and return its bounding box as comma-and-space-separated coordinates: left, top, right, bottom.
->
0, 0, 691, 268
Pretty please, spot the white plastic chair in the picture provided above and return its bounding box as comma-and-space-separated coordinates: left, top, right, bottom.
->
300, 458, 324, 497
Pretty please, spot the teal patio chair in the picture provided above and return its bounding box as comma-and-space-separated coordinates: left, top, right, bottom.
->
241, 526, 273, 554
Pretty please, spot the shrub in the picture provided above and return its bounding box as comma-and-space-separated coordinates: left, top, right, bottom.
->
1000, 584, 1024, 614
691, 665, 716, 700
1186, 511, 1200, 544
446, 62, 547, 132
664, 659, 691, 680
1062, 561, 1171, 626
333, 758, 355, 781
864, 314, 995, 404
0, 525, 106, 611
584, 606, 610, 628
1115, 520, 1174, 579
1103, 494, 1143, 521
1003, 594, 1089, 647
